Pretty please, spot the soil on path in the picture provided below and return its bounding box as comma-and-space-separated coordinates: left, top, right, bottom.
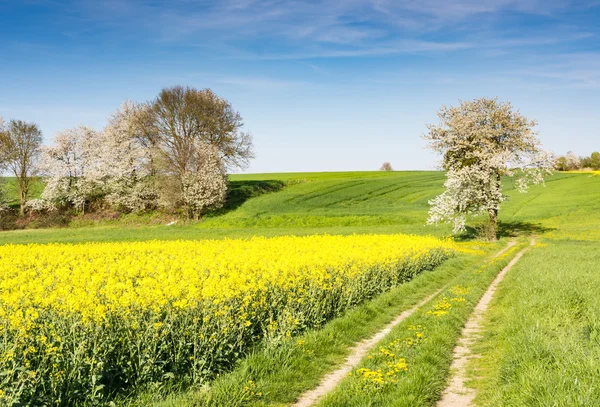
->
293, 241, 518, 407
436, 239, 533, 407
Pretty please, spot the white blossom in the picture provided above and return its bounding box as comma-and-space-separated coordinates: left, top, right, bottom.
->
40, 125, 103, 212
424, 98, 553, 237
181, 143, 228, 219
565, 151, 581, 170
24, 198, 52, 212
37, 99, 230, 218
98, 101, 159, 212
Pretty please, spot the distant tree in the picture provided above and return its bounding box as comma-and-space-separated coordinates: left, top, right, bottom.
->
0, 120, 43, 215
40, 125, 102, 213
580, 155, 592, 169
380, 162, 393, 171
180, 143, 228, 220
554, 155, 569, 171
565, 151, 581, 170
142, 86, 254, 174
591, 152, 600, 170
0, 116, 5, 153
135, 86, 253, 217
99, 101, 159, 212
424, 98, 553, 241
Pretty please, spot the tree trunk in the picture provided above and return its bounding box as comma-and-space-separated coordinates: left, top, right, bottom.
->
488, 170, 502, 242
19, 190, 26, 217
488, 207, 498, 241
19, 181, 28, 217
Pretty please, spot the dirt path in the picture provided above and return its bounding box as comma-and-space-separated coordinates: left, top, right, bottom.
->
292, 288, 443, 407
492, 240, 517, 258
436, 239, 533, 407
293, 241, 517, 407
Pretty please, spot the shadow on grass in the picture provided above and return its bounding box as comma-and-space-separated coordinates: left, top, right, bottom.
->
497, 221, 556, 238
206, 180, 286, 217
456, 221, 556, 241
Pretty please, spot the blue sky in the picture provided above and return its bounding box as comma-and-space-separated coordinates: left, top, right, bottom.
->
1, 0, 599, 173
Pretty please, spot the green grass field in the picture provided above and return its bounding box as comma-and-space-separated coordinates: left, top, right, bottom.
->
467, 241, 600, 406
1, 170, 597, 245
1, 170, 599, 406
1, 171, 451, 244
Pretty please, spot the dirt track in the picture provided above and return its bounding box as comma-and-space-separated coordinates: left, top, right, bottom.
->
293, 240, 522, 407
436, 239, 533, 407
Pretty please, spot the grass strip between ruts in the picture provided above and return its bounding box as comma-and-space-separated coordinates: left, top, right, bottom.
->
121, 243, 496, 407
315, 240, 529, 407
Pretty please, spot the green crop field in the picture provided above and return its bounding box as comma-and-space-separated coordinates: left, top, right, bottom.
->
1, 170, 596, 245
1, 171, 451, 244
1, 171, 599, 406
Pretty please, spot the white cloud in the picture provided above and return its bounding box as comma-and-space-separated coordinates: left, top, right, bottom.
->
514, 52, 600, 88
33, 0, 600, 61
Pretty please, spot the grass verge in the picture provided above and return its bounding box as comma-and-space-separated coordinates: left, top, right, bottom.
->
467, 239, 600, 406
315, 240, 529, 407
119, 243, 495, 407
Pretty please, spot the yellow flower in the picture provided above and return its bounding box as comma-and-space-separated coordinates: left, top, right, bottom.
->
0, 233, 455, 399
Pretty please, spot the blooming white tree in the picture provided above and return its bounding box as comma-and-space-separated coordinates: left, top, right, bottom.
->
133, 88, 237, 217
565, 151, 581, 170
98, 101, 159, 212
424, 98, 553, 240
36, 91, 239, 219
96, 100, 227, 216
180, 142, 228, 220
380, 162, 393, 171
40, 125, 102, 213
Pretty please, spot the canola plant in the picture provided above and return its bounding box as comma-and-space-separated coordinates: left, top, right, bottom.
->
0, 234, 455, 405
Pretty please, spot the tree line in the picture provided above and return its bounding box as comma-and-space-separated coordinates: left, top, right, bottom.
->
0, 86, 254, 220
554, 151, 600, 171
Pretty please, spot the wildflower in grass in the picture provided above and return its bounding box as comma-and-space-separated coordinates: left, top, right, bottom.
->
355, 358, 408, 390
427, 296, 452, 317
244, 380, 256, 392
379, 347, 396, 358
356, 368, 387, 387
386, 358, 408, 374
450, 285, 470, 296
409, 326, 427, 342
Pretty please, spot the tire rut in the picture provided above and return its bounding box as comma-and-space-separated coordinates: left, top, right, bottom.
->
436, 239, 534, 407
292, 241, 519, 407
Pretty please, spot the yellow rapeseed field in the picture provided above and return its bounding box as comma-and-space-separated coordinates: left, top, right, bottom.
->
0, 234, 455, 405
